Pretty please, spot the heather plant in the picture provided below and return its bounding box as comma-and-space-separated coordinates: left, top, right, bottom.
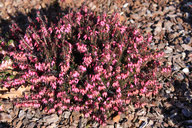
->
0, 40, 15, 82
0, 6, 170, 124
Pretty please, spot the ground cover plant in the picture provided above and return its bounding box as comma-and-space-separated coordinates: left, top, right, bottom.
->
0, 6, 170, 125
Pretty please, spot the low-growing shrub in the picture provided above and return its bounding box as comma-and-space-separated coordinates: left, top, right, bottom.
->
1, 6, 170, 124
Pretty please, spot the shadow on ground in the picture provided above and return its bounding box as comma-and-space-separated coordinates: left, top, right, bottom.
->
0, 1, 73, 41
0, 0, 192, 128
0, 122, 11, 128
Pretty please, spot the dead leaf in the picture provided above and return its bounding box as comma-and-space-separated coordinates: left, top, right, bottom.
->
0, 60, 13, 71
0, 87, 8, 91
0, 85, 31, 99
120, 16, 125, 23
113, 114, 120, 123
126, 113, 134, 122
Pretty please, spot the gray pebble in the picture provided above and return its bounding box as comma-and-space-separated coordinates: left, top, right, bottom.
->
64, 111, 71, 118
184, 37, 191, 44
18, 110, 25, 119
0, 2, 4, 8
182, 108, 192, 117
123, 3, 129, 8
181, 44, 192, 51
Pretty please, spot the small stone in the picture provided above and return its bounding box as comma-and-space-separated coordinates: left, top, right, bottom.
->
19, 110, 25, 119
92, 122, 99, 127
137, 110, 146, 116
13, 119, 18, 126
64, 111, 71, 118
26, 111, 34, 119
154, 22, 162, 35
148, 120, 154, 126
163, 21, 173, 32
31, 117, 39, 121
173, 63, 181, 71
184, 120, 192, 124
47, 123, 57, 128
182, 108, 192, 117
116, 123, 122, 128
183, 67, 190, 74
127, 113, 134, 122
0, 2, 4, 8
63, 0, 72, 4
182, 52, 186, 60
158, 43, 165, 50
164, 47, 173, 54
168, 119, 175, 126
174, 72, 184, 81
123, 3, 129, 8
4, 0, 12, 6
139, 121, 147, 128
184, 37, 191, 44
107, 125, 114, 128
91, 5, 96, 10
167, 32, 177, 41
41, 3, 46, 8
184, 12, 190, 19
30, 0, 36, 6
181, 44, 192, 51
175, 17, 183, 23
28, 122, 36, 128
0, 112, 12, 122
1, 103, 13, 112
165, 90, 170, 93
16, 120, 23, 128
43, 114, 59, 124
146, 10, 152, 17
6, 5, 13, 14
21, 118, 27, 126
131, 13, 140, 20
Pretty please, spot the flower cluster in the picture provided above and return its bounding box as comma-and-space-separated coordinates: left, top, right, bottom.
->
1, 6, 169, 124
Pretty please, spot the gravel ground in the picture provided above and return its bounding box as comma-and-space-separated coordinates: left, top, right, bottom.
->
0, 0, 192, 128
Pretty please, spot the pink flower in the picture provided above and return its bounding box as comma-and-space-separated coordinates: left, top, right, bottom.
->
102, 92, 107, 97
100, 21, 105, 26
105, 24, 110, 32
58, 110, 62, 114
136, 35, 143, 43
71, 71, 80, 78
120, 26, 126, 34
49, 98, 54, 102
147, 35, 152, 42
48, 108, 55, 113
33, 103, 40, 108
83, 55, 92, 67
65, 24, 71, 33
0, 105, 3, 111
57, 34, 61, 39
84, 35, 87, 40
76, 43, 87, 53
79, 65, 86, 72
